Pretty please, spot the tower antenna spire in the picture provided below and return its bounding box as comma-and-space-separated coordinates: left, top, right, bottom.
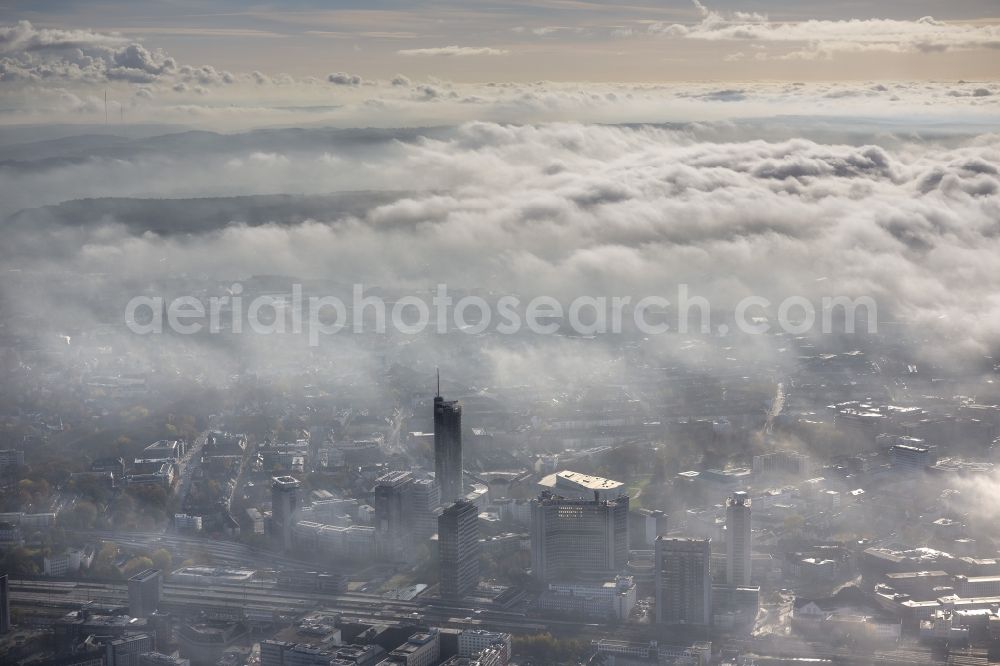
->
436, 368, 440, 397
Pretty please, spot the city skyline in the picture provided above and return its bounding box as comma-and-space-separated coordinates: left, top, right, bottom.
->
1, 1, 999, 664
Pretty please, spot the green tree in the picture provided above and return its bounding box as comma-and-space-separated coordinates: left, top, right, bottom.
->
123, 556, 155, 578
512, 633, 590, 664
151, 548, 172, 574
0, 547, 40, 575
64, 500, 98, 529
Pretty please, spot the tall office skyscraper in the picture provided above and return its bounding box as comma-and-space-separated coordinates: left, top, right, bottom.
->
128, 568, 162, 618
374, 470, 414, 533
725, 491, 752, 587
655, 537, 712, 626
0, 572, 10, 633
530, 491, 629, 583
271, 476, 300, 552
409, 477, 442, 542
434, 384, 463, 503
373, 471, 442, 561
374, 470, 413, 561
438, 500, 481, 598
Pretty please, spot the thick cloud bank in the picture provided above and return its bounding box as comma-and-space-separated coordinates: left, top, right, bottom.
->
653, 0, 1000, 59
0, 21, 236, 85
2, 121, 998, 367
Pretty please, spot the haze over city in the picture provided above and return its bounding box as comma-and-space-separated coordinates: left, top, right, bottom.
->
0, 1, 999, 666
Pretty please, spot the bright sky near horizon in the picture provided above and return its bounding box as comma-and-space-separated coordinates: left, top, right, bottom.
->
1, 0, 998, 127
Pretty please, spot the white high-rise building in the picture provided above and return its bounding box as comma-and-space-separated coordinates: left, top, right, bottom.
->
725, 491, 752, 587
271, 476, 300, 552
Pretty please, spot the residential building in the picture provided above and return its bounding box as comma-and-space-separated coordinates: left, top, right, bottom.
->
44, 548, 85, 576
458, 630, 511, 663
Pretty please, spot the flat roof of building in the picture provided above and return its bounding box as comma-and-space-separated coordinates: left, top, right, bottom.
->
890, 443, 929, 453
539, 470, 623, 493
375, 470, 413, 486
655, 536, 710, 545
172, 566, 255, 581
128, 568, 161, 582
957, 575, 1000, 583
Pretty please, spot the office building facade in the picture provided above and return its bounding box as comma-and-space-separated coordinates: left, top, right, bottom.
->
374, 471, 413, 533
438, 500, 481, 598
260, 639, 341, 666
655, 537, 712, 626
537, 576, 637, 620
409, 477, 441, 542
386, 629, 440, 666
752, 451, 811, 477
458, 630, 511, 662
0, 449, 24, 474
530, 491, 629, 583
0, 573, 9, 633
272, 476, 301, 552
106, 633, 155, 666
127, 569, 162, 618
725, 491, 751, 587
374, 470, 414, 561
434, 395, 463, 503
889, 443, 934, 472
